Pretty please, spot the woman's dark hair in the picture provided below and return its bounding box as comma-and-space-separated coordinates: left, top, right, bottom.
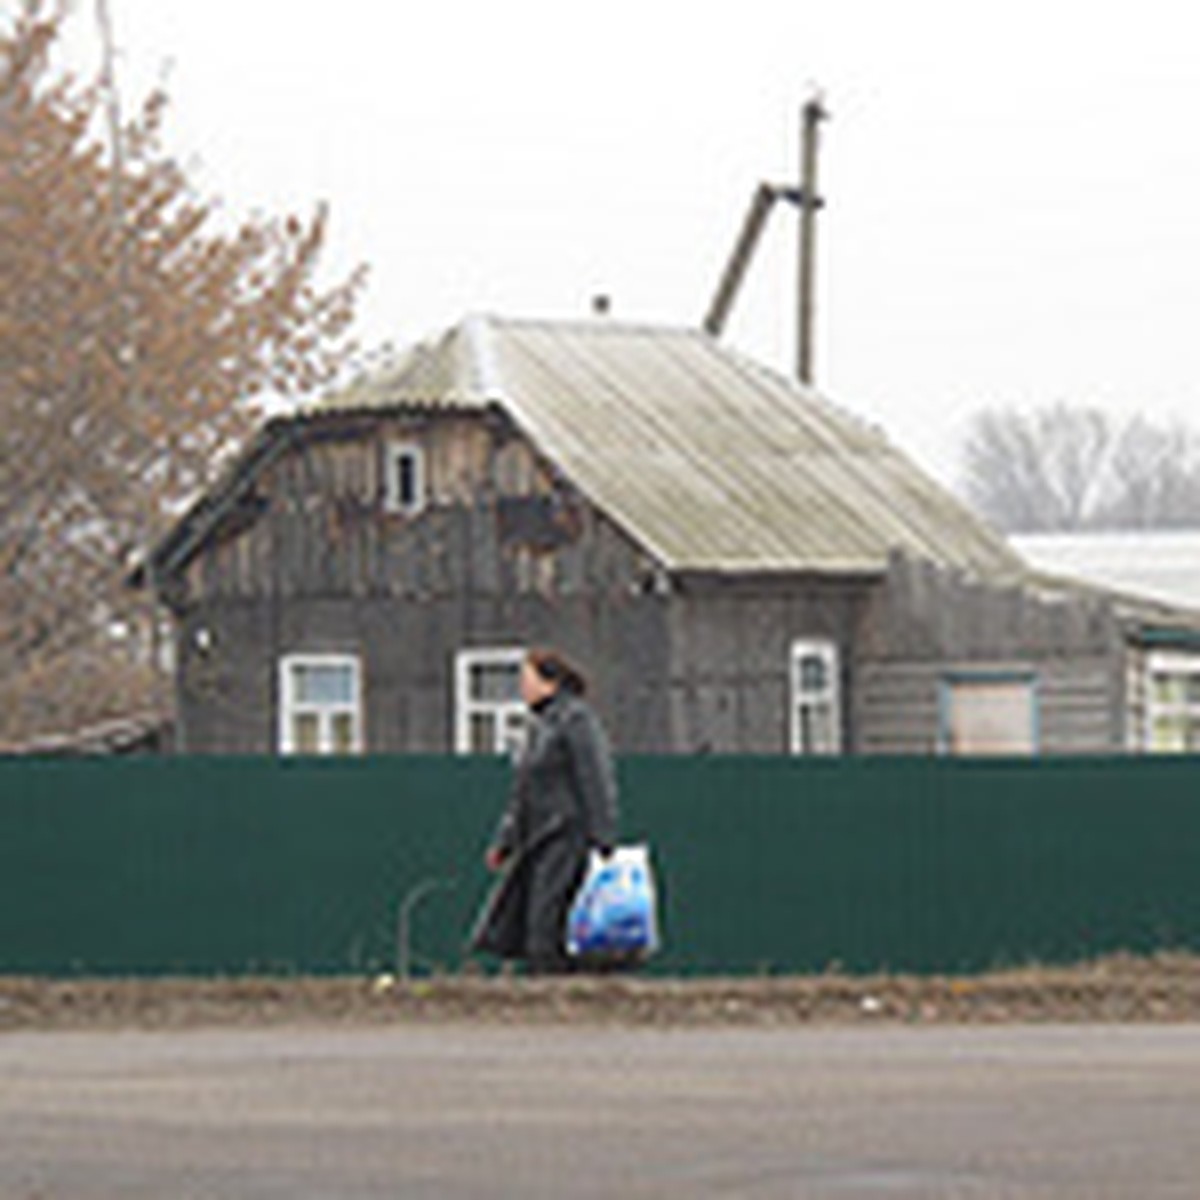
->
526, 648, 588, 697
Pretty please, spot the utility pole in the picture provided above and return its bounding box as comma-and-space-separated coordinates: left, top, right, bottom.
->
703, 96, 830, 388
95, 0, 128, 275
95, 0, 141, 400
703, 183, 788, 339
95, 0, 167, 703
796, 93, 827, 387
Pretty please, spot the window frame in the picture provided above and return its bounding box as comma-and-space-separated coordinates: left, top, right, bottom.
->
454, 647, 527, 756
278, 653, 364, 755
938, 669, 1039, 756
383, 440, 426, 516
789, 639, 841, 755
1143, 650, 1200, 753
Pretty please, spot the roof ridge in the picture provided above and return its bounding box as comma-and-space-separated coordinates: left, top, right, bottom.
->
483, 312, 708, 340
461, 313, 505, 399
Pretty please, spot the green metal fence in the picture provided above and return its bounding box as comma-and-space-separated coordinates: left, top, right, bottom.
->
2, 755, 1198, 976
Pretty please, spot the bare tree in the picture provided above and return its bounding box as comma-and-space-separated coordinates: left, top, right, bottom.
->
1097, 417, 1200, 530
960, 403, 1200, 533
0, 0, 367, 743
960, 403, 1113, 532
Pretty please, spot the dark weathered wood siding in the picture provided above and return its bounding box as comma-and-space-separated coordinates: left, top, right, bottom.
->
854, 555, 1128, 754
164, 416, 1140, 757
171, 411, 676, 753
664, 577, 871, 753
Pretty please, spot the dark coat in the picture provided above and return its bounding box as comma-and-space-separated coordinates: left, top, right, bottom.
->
471, 689, 618, 967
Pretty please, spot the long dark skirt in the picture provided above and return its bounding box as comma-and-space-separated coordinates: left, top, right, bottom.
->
471, 824, 588, 971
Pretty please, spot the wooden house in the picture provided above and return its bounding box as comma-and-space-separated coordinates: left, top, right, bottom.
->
1012, 531, 1200, 752
139, 316, 1200, 755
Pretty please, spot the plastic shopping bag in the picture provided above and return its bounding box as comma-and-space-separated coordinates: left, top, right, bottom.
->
567, 844, 660, 961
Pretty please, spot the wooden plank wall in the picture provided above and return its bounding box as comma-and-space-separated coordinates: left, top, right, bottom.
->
170, 420, 1143, 756
665, 580, 871, 754
185, 413, 657, 606
855, 554, 1126, 754
174, 413, 675, 753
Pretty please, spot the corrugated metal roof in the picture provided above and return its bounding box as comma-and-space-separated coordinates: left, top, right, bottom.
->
1013, 532, 1200, 614
315, 315, 1024, 579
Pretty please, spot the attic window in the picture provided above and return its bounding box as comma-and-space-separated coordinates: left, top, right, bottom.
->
384, 442, 425, 515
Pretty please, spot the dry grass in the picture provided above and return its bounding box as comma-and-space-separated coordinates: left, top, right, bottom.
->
5, 953, 1200, 1031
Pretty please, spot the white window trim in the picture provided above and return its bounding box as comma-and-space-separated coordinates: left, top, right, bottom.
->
789, 639, 841, 755
383, 441, 426, 515
278, 653, 364, 755
1143, 650, 1200, 753
454, 647, 526, 755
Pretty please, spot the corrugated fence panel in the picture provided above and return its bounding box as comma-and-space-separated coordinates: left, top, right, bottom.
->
1, 756, 1199, 976
0, 758, 507, 977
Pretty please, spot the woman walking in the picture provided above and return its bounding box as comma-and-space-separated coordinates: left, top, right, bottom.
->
471, 649, 618, 974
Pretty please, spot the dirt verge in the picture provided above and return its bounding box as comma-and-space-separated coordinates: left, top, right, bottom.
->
5, 953, 1200, 1031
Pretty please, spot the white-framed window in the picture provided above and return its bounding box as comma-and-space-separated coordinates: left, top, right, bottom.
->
1144, 651, 1200, 752
790, 640, 841, 754
455, 647, 527, 756
278, 654, 363, 754
940, 672, 1037, 755
384, 441, 426, 515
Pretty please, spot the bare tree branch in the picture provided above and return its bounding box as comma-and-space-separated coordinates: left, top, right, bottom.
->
960, 403, 1200, 533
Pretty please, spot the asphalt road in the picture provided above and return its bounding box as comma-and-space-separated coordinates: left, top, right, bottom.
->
2, 1024, 1199, 1198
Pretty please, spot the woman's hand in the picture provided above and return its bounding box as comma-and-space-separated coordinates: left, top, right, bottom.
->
484, 845, 508, 872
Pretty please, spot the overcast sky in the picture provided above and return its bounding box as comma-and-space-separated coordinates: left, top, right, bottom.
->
55, 0, 1200, 486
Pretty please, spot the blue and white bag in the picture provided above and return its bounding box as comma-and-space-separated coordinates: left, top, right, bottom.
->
567, 844, 660, 961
